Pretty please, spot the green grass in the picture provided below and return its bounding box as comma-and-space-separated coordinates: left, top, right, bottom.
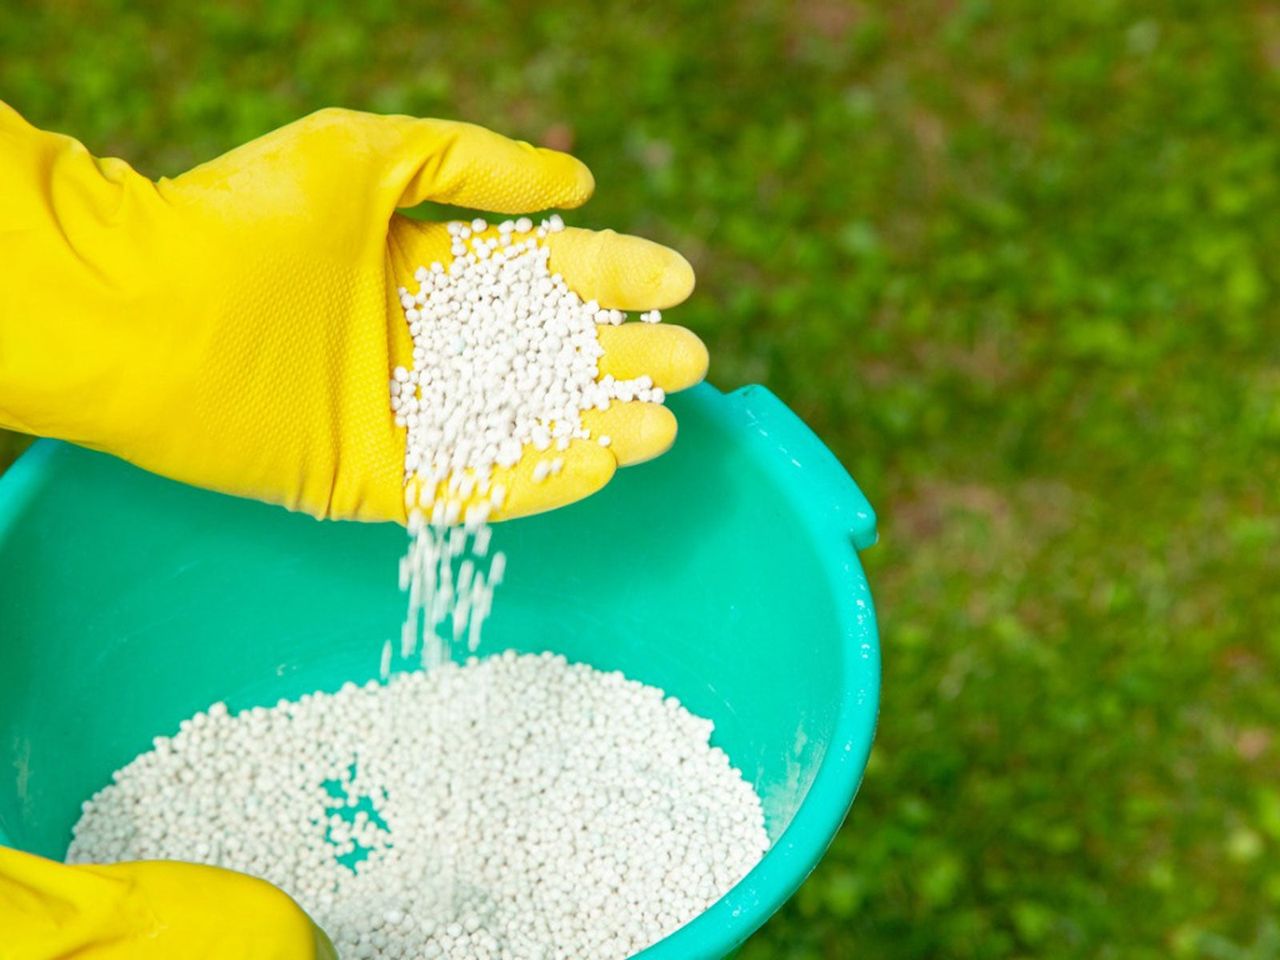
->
3, 1, 1279, 956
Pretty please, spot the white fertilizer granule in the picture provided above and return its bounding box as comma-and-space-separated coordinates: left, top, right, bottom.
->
68, 652, 769, 959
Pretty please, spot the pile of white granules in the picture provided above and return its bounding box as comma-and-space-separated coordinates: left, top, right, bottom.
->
69, 653, 769, 959
68, 219, 771, 957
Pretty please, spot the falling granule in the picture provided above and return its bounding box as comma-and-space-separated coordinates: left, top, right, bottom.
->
67, 652, 770, 960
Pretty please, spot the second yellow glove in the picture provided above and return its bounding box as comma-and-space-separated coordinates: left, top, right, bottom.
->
0, 846, 336, 960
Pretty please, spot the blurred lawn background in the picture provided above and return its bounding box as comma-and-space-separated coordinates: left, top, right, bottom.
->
3, 1, 1279, 956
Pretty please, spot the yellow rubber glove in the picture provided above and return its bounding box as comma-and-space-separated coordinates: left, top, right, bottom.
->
0, 846, 336, 959
0, 103, 706, 521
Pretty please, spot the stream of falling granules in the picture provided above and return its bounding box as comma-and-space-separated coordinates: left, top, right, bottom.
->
390, 216, 666, 672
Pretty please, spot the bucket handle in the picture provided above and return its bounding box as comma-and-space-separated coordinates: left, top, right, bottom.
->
723, 385, 878, 551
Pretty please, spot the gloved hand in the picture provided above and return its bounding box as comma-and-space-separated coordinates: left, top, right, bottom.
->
0, 103, 706, 521
0, 845, 335, 959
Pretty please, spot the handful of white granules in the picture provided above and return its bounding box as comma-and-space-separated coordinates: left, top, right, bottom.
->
69, 653, 770, 960
391, 216, 667, 670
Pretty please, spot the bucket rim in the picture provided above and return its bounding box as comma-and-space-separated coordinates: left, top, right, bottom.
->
635, 383, 881, 959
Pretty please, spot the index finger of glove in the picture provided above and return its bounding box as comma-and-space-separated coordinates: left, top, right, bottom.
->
386, 116, 595, 214
546, 228, 695, 311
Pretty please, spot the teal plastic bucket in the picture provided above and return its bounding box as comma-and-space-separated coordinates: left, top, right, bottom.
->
0, 383, 878, 959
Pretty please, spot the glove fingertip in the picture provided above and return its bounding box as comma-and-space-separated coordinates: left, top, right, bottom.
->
582, 402, 677, 467
596, 324, 709, 393
658, 249, 696, 308
667, 325, 709, 390
542, 148, 595, 209
546, 229, 695, 310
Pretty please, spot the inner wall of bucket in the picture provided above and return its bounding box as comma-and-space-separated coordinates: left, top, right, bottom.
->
0, 390, 845, 858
